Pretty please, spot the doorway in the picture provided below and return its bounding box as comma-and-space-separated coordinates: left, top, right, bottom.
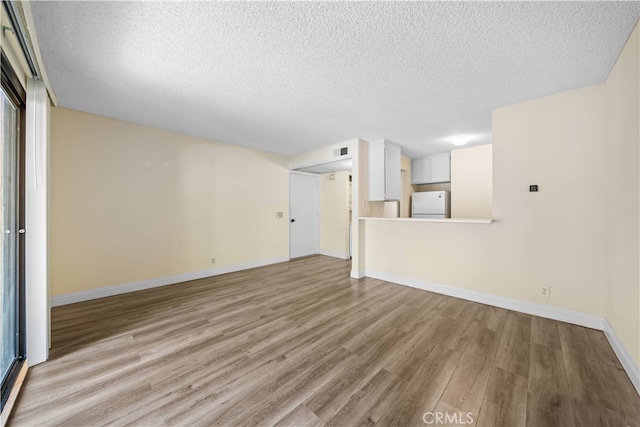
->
289, 172, 319, 258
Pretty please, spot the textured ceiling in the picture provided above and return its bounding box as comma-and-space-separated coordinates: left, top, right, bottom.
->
31, 1, 640, 158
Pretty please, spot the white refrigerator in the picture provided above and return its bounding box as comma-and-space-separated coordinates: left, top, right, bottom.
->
411, 191, 450, 219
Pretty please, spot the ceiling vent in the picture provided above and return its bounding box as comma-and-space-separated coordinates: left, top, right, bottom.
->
333, 147, 348, 157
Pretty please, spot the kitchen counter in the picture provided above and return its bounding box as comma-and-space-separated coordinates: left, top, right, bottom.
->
360, 217, 494, 224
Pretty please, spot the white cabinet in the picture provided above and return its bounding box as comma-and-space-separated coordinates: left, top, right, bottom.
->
412, 157, 431, 184
412, 153, 451, 184
369, 139, 401, 201
430, 153, 451, 183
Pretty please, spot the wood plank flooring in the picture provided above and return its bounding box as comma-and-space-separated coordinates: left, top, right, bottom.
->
9, 256, 639, 426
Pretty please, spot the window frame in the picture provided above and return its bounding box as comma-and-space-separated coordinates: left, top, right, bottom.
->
0, 48, 27, 413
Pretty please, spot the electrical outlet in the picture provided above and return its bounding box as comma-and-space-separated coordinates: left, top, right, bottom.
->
540, 286, 550, 298
211, 258, 215, 264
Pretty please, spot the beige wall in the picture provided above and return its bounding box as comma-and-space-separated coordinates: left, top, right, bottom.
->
50, 107, 290, 296
604, 23, 639, 365
401, 155, 412, 218
357, 141, 371, 218
354, 139, 369, 276
367, 83, 607, 316
319, 171, 350, 257
451, 144, 493, 219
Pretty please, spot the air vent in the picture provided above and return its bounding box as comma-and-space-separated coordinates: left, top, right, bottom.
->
333, 147, 348, 157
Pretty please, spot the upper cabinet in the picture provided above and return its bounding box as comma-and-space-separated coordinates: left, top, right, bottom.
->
369, 139, 401, 201
412, 153, 451, 184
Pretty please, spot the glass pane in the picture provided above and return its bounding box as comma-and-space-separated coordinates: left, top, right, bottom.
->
1, 87, 18, 384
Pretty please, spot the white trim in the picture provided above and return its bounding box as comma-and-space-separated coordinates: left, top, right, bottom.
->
351, 270, 366, 279
319, 250, 350, 260
360, 217, 494, 224
288, 170, 320, 177
20, 2, 58, 105
25, 79, 49, 366
366, 269, 640, 395
365, 270, 605, 329
603, 318, 640, 395
51, 256, 289, 307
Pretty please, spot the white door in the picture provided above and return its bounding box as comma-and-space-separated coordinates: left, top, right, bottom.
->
290, 172, 319, 258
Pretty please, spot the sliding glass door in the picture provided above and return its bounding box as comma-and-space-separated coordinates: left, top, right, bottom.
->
1, 52, 26, 412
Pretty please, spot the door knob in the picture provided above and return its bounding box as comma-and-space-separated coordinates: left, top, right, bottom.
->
290, 219, 295, 223
18, 229, 25, 234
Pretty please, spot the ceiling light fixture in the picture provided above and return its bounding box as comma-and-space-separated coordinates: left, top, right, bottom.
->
451, 135, 470, 146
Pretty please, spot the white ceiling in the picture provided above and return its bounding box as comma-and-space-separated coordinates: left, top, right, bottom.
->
31, 1, 640, 158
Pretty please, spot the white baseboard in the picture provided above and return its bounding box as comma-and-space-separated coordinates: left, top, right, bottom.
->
365, 269, 639, 396
319, 250, 350, 260
365, 270, 604, 329
603, 318, 640, 395
351, 270, 366, 279
51, 256, 289, 307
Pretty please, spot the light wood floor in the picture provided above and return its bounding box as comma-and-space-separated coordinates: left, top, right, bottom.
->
10, 256, 640, 426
